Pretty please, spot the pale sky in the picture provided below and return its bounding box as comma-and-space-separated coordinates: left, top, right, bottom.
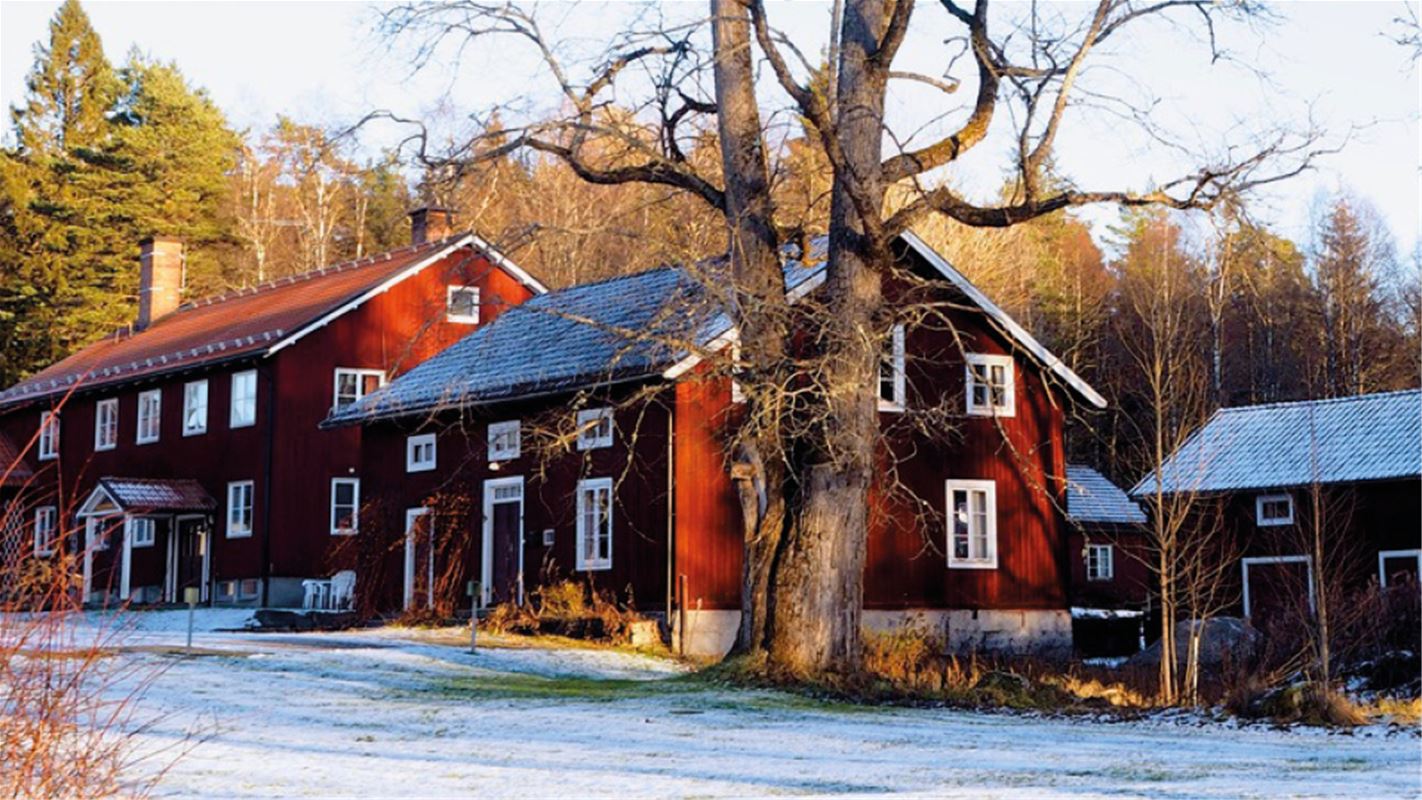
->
2, 0, 1418, 255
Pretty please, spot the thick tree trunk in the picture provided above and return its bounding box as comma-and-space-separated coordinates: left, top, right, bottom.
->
761, 0, 890, 676
708, 0, 793, 657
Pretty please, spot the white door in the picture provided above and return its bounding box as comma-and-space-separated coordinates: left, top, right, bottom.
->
403, 507, 431, 611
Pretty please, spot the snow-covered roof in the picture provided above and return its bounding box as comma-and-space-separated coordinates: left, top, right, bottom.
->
79, 477, 217, 515
1131, 389, 1422, 496
328, 233, 1106, 425
1066, 464, 1147, 525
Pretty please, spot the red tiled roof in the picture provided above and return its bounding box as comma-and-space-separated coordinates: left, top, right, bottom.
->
98, 477, 216, 512
0, 235, 476, 408
0, 432, 35, 487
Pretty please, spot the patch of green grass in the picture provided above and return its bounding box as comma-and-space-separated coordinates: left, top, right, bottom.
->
415, 671, 701, 702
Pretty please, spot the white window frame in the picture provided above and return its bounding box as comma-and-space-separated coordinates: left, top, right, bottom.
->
230, 370, 257, 428
964, 353, 1015, 418
33, 506, 57, 556
1255, 493, 1294, 527
945, 479, 998, 569
406, 433, 437, 472
332, 368, 386, 412
1241, 555, 1314, 618
446, 285, 481, 324
94, 399, 118, 451
1086, 543, 1114, 581
128, 517, 156, 548
38, 411, 59, 460
330, 477, 361, 536
183, 379, 208, 436
487, 420, 521, 462
576, 408, 614, 451
879, 323, 906, 412
1378, 549, 1422, 588
575, 477, 614, 571
136, 389, 162, 444
226, 481, 254, 539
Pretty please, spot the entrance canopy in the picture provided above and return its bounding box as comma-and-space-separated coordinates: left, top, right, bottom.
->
77, 477, 216, 518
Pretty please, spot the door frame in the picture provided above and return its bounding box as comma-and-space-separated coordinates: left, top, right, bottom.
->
1378, 549, 1422, 588
481, 476, 525, 607
403, 506, 431, 611
1241, 554, 1313, 618
171, 514, 211, 603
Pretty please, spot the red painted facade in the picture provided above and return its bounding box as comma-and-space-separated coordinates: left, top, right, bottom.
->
0, 238, 538, 606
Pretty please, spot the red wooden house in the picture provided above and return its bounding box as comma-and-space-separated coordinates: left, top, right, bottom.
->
0, 209, 545, 608
328, 233, 1108, 656
1132, 390, 1422, 630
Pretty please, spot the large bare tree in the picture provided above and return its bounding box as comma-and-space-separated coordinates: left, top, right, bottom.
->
379, 0, 1327, 677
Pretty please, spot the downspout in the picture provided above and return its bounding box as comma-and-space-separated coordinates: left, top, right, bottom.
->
665, 391, 676, 650
259, 361, 277, 607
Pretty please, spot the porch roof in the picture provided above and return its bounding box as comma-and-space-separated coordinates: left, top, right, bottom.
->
82, 477, 217, 515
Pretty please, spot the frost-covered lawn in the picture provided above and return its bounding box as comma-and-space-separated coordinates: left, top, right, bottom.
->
86, 611, 1420, 798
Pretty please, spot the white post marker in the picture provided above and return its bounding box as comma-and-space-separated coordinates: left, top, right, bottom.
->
467, 580, 480, 654
184, 586, 200, 653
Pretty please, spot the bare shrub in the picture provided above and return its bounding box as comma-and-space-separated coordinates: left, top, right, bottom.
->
482, 576, 652, 648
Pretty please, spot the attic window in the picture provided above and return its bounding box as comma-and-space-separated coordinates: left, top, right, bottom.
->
1256, 494, 1294, 527
447, 285, 480, 324
965, 353, 1014, 417
488, 420, 521, 462
333, 368, 385, 412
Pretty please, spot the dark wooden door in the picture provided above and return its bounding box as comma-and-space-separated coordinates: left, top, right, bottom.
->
490, 500, 521, 604
176, 517, 206, 593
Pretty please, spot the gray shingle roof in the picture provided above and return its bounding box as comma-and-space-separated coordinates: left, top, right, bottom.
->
1131, 389, 1422, 496
328, 233, 1106, 425
1066, 464, 1147, 525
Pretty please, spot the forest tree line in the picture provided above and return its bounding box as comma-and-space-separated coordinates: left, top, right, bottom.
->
2, 0, 1418, 494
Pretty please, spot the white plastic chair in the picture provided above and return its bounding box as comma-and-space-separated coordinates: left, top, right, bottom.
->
301, 579, 331, 610
329, 570, 356, 610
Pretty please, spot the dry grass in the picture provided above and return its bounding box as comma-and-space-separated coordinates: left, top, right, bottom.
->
482, 579, 658, 649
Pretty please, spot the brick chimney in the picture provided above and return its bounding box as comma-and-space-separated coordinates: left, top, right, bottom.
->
408, 207, 455, 245
137, 236, 184, 331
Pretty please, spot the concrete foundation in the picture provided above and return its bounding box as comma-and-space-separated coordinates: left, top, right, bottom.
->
678, 607, 1073, 660
674, 609, 741, 659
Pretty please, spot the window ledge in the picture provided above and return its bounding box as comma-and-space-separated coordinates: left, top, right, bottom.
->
948, 560, 998, 570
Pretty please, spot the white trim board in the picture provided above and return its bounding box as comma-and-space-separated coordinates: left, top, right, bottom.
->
1241, 555, 1314, 618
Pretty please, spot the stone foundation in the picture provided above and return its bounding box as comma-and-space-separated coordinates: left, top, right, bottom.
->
677, 607, 1073, 660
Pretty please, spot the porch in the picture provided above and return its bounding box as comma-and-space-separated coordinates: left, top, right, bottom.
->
76, 477, 217, 606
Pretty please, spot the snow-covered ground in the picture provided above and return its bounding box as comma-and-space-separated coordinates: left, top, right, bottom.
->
71, 610, 1422, 798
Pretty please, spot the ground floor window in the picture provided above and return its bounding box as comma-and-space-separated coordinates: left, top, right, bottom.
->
1086, 543, 1114, 581
575, 478, 613, 571
129, 517, 156, 548
33, 506, 57, 556
945, 479, 997, 569
330, 478, 360, 535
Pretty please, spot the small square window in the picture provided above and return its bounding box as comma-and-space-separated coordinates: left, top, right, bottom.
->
1086, 543, 1114, 581
216, 580, 237, 601
447, 285, 480, 324
964, 353, 1015, 417
333, 368, 385, 412
407, 433, 437, 472
488, 420, 521, 462
1256, 494, 1294, 527
129, 518, 156, 548
239, 578, 261, 600
576, 408, 614, 451
38, 411, 59, 460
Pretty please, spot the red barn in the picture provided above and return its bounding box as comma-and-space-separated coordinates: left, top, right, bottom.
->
0, 209, 545, 607
329, 233, 1107, 656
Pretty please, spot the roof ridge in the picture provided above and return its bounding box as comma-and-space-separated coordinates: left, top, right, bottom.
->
1217, 388, 1421, 415
532, 263, 686, 298
176, 237, 452, 315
